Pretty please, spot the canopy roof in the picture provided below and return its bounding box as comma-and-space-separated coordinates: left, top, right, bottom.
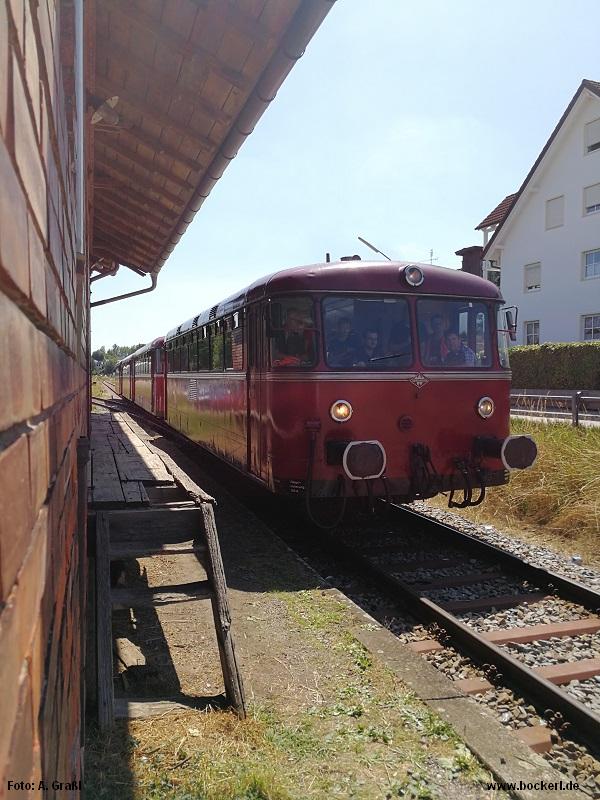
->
90, 0, 334, 280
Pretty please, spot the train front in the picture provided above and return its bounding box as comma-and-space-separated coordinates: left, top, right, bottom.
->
267, 262, 537, 512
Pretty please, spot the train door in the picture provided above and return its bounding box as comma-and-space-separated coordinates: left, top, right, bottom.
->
118, 368, 122, 395
246, 303, 268, 481
153, 346, 166, 418
130, 361, 136, 402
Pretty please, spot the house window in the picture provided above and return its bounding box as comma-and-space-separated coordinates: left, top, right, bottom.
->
545, 195, 564, 229
524, 262, 541, 292
584, 249, 600, 280
524, 321, 540, 345
583, 314, 600, 340
584, 183, 600, 214
585, 118, 600, 154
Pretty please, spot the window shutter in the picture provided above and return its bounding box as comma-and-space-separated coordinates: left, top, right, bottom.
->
545, 196, 564, 229
584, 183, 600, 209
585, 118, 600, 152
525, 263, 541, 291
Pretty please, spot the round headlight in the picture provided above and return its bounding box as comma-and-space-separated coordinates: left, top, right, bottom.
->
330, 400, 353, 422
404, 265, 424, 287
477, 396, 495, 419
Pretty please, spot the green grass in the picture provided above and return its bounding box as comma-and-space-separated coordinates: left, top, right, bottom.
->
430, 417, 600, 564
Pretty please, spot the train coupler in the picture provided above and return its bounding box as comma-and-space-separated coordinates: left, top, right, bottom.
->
448, 458, 486, 508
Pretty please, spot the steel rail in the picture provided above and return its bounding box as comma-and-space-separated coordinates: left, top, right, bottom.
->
388, 504, 600, 612
329, 523, 600, 749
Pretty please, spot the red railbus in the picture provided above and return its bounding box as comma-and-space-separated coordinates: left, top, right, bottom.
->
117, 260, 536, 518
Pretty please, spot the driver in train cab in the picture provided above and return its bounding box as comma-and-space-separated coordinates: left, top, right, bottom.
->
443, 330, 476, 367
327, 316, 360, 367
353, 329, 382, 367
423, 313, 448, 364
273, 307, 313, 366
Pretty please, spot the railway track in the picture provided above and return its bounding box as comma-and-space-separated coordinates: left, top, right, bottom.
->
326, 504, 600, 755
92, 387, 600, 785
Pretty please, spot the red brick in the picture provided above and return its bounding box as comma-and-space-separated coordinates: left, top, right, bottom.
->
1, 294, 42, 428
28, 420, 50, 515
12, 52, 47, 241
0, 435, 33, 597
8, 0, 25, 52
2, 667, 35, 791
28, 220, 47, 318
0, 138, 30, 298
45, 263, 62, 339
0, 1, 8, 136
0, 599, 22, 770
12, 509, 48, 666
24, 2, 41, 138
29, 617, 47, 727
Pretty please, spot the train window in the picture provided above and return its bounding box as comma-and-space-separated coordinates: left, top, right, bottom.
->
223, 318, 233, 370
198, 327, 210, 370
211, 322, 223, 370
155, 348, 163, 373
497, 308, 511, 368
232, 314, 244, 370
323, 295, 413, 370
189, 331, 199, 372
180, 336, 189, 372
417, 299, 492, 368
269, 296, 318, 368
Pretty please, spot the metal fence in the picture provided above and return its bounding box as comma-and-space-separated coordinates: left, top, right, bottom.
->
510, 389, 600, 427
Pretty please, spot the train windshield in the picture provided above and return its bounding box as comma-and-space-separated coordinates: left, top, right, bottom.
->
417, 299, 492, 368
323, 296, 413, 370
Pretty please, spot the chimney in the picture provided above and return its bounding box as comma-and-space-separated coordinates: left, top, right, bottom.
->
455, 246, 483, 277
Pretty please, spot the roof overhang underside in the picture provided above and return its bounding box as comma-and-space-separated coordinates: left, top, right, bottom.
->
89, 0, 334, 280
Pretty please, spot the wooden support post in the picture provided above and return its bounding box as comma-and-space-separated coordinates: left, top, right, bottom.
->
200, 502, 246, 718
571, 390, 582, 427
96, 513, 114, 729
77, 437, 90, 748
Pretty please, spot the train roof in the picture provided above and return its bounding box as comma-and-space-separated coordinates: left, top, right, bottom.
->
165, 260, 503, 340
116, 337, 165, 366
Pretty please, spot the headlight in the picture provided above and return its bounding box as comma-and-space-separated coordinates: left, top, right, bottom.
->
403, 264, 424, 287
477, 396, 495, 419
330, 400, 353, 422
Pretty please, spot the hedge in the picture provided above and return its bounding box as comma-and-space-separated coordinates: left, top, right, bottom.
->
509, 342, 600, 389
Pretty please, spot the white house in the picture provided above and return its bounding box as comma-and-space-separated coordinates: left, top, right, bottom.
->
478, 79, 600, 346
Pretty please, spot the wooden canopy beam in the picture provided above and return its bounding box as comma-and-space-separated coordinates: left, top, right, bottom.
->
95, 126, 206, 172
97, 186, 180, 226
97, 191, 176, 231
96, 196, 173, 237
95, 158, 186, 210
95, 78, 218, 154
93, 231, 155, 264
103, 0, 252, 93
95, 210, 166, 251
98, 139, 195, 192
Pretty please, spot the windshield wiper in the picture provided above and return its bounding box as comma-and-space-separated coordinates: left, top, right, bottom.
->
369, 352, 411, 362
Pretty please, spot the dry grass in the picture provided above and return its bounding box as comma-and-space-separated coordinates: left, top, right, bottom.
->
86, 591, 498, 800
430, 418, 600, 567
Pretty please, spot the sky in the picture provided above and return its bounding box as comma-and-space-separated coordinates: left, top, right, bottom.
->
91, 0, 600, 350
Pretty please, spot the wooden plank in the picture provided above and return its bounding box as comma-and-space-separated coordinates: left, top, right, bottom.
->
413, 572, 505, 591
114, 453, 172, 483
483, 617, 600, 645
106, 508, 204, 537
408, 639, 444, 654
513, 726, 553, 754
114, 698, 210, 719
453, 677, 494, 695
109, 539, 207, 560
92, 480, 126, 505
201, 503, 246, 718
121, 482, 150, 505
111, 580, 211, 607
144, 442, 215, 504
443, 593, 549, 613
96, 514, 114, 729
535, 658, 600, 685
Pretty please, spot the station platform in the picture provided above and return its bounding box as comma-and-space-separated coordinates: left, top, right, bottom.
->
85, 403, 576, 800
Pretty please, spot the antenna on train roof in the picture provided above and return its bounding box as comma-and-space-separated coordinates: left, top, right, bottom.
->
357, 236, 392, 261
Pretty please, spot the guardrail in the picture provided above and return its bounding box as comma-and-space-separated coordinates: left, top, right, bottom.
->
510, 389, 600, 427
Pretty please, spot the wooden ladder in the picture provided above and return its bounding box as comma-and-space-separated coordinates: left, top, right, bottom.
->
94, 503, 245, 728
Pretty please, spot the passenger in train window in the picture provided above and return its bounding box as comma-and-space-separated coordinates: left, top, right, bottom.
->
272, 307, 315, 366
327, 316, 360, 367
353, 329, 382, 367
385, 322, 412, 366
444, 330, 476, 366
423, 313, 448, 365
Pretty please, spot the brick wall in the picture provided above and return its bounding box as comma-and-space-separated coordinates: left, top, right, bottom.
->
0, 1, 88, 796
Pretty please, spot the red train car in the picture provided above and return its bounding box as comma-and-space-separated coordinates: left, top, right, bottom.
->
117, 260, 536, 517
